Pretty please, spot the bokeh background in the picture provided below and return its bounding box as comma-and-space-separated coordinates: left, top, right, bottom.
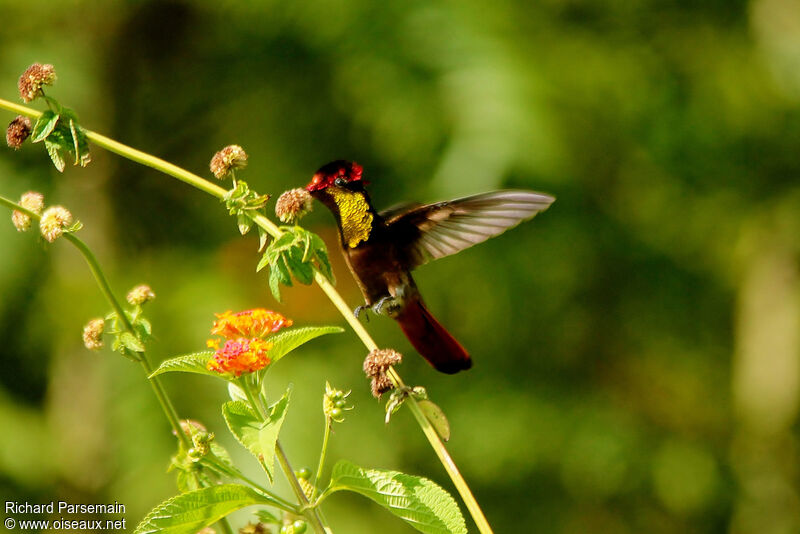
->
2, 1, 800, 532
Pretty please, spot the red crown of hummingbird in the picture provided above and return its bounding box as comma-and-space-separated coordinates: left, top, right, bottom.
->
306, 160, 364, 192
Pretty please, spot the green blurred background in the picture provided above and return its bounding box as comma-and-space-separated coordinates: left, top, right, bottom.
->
2, 0, 800, 532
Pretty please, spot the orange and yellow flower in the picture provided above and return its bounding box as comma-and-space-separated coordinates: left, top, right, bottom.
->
210, 309, 293, 340
206, 309, 292, 376
207, 337, 273, 376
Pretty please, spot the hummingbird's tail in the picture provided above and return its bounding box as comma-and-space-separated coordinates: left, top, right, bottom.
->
395, 295, 472, 374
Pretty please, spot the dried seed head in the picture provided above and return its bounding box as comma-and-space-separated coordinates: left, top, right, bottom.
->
364, 348, 402, 398
371, 374, 394, 399
82, 318, 105, 350
209, 145, 248, 179
275, 188, 313, 223
6, 115, 32, 149
11, 191, 44, 232
363, 348, 402, 378
239, 523, 268, 534
18, 63, 56, 103
39, 205, 72, 242
126, 284, 156, 305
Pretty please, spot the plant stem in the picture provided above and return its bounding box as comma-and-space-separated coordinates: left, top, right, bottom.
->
0, 98, 494, 533
311, 417, 332, 503
217, 519, 235, 534
239, 379, 329, 534
0, 194, 191, 451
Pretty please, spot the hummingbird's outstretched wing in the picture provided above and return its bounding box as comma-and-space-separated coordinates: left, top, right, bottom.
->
382, 190, 555, 269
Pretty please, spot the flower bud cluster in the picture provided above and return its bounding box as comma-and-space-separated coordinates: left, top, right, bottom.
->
323, 382, 352, 423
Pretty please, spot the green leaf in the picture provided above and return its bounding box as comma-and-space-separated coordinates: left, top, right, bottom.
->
255, 509, 280, 525
276, 255, 292, 286
270, 232, 295, 252
222, 391, 291, 482
286, 246, 314, 285
43, 136, 66, 172
120, 332, 146, 353
417, 400, 451, 442
263, 326, 344, 363
31, 111, 59, 143
134, 484, 271, 534
68, 119, 91, 167
324, 460, 467, 534
149, 351, 219, 378
268, 266, 282, 302
310, 233, 334, 283
135, 317, 153, 338
256, 251, 271, 273
175, 469, 200, 493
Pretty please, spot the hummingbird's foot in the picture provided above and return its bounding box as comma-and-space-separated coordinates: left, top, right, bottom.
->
354, 305, 370, 322
372, 295, 402, 317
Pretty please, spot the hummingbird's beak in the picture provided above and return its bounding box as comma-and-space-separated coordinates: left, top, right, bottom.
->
306, 173, 323, 192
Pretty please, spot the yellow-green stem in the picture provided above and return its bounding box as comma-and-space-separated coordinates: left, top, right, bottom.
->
311, 417, 332, 503
0, 194, 191, 451
0, 97, 494, 534
240, 379, 328, 534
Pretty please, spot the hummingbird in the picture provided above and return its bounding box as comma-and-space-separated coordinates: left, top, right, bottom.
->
306, 160, 554, 374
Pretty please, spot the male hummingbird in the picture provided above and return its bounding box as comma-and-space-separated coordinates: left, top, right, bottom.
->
306, 160, 554, 374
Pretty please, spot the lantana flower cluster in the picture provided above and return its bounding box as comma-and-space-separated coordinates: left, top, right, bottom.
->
206, 309, 292, 376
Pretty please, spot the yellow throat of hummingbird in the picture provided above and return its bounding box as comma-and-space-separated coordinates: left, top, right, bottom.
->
328, 188, 374, 248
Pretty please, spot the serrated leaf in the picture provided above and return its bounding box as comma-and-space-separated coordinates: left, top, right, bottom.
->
270, 232, 295, 252
134, 484, 271, 534
255, 509, 280, 525
324, 460, 466, 534
222, 391, 290, 483
276, 255, 292, 286
44, 137, 66, 172
268, 267, 282, 302
136, 317, 153, 337
263, 326, 344, 363
149, 351, 219, 378
175, 470, 200, 493
417, 400, 451, 442
120, 332, 146, 353
314, 247, 334, 283
310, 233, 335, 283
286, 246, 314, 285
67, 119, 91, 167
256, 251, 271, 273
228, 382, 247, 402
31, 111, 59, 143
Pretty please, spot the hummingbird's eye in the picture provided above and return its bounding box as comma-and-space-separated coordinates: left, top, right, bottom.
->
334, 177, 347, 187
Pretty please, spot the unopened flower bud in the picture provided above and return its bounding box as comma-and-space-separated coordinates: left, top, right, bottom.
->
6, 116, 32, 149
298, 477, 315, 500
18, 63, 56, 103
39, 205, 72, 242
82, 318, 105, 350
176, 420, 208, 440
275, 188, 313, 223
323, 382, 352, 422
11, 191, 44, 232
127, 284, 155, 305
210, 145, 247, 179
